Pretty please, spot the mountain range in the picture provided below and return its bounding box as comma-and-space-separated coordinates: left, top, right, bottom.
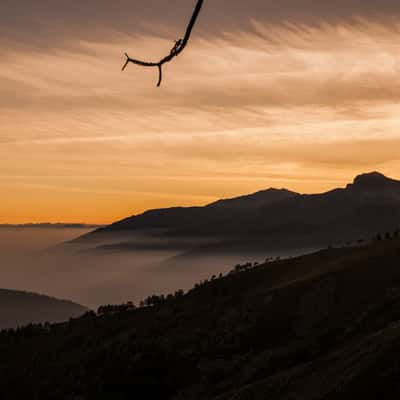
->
0, 223, 103, 229
74, 172, 400, 256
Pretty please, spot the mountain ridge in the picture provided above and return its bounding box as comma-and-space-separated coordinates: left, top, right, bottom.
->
73, 172, 400, 256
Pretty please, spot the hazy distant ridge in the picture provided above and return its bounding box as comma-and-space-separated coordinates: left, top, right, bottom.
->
76, 172, 400, 255
0, 289, 88, 330
0, 223, 103, 229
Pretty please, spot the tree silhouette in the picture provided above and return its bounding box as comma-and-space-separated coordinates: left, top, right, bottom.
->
122, 0, 205, 86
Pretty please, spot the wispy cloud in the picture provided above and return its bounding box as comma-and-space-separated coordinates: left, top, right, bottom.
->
2, 3, 400, 222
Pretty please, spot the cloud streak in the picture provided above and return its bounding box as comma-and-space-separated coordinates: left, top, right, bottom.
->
2, 3, 400, 222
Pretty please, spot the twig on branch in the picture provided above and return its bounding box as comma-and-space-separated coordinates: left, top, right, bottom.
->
122, 0, 204, 87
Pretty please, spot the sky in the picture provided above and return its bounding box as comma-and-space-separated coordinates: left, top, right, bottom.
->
2, 0, 400, 224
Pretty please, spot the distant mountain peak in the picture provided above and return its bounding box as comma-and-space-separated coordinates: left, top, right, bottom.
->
75, 170, 400, 254
206, 187, 298, 209
350, 171, 398, 190
354, 171, 389, 183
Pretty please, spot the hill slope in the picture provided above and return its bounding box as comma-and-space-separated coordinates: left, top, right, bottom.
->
74, 172, 400, 255
3, 237, 400, 398
0, 289, 88, 329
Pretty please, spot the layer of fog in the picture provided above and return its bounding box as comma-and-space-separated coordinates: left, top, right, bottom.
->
0, 227, 311, 309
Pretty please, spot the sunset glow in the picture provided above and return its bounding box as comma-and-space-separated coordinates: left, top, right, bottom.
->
2, 1, 400, 223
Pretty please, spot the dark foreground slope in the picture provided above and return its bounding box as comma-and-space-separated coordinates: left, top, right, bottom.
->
0, 289, 88, 329
2, 238, 400, 399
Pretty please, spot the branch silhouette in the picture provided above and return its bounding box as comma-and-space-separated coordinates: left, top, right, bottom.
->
122, 0, 204, 87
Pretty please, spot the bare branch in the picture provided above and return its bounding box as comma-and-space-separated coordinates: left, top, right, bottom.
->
122, 0, 204, 87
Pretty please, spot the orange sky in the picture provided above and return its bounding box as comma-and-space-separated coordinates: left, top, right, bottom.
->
2, 1, 400, 224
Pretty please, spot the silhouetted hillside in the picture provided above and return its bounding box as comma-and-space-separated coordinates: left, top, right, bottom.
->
91, 187, 297, 234
74, 172, 400, 256
3, 236, 400, 399
0, 289, 88, 329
